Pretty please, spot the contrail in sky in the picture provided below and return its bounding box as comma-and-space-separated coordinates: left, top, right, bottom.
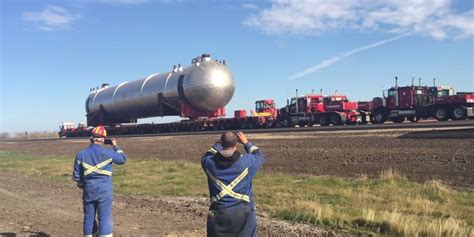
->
289, 33, 411, 80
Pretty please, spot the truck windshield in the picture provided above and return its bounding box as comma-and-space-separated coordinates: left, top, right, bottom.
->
290, 98, 297, 105
264, 103, 274, 109
437, 90, 449, 97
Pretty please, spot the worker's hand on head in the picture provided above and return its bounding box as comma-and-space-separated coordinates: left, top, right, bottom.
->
111, 138, 117, 146
236, 132, 248, 144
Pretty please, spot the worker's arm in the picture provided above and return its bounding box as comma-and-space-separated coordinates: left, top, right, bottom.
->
110, 139, 127, 165
201, 142, 222, 167
244, 142, 264, 163
72, 154, 83, 188
237, 132, 265, 168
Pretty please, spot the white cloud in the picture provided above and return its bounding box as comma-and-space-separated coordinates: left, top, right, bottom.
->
289, 33, 410, 80
22, 6, 80, 31
245, 0, 474, 39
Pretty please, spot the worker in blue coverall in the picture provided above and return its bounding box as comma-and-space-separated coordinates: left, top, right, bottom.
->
73, 126, 127, 237
202, 131, 265, 237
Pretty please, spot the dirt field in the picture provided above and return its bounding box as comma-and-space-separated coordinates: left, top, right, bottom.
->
0, 127, 472, 236
1, 127, 473, 190
0, 171, 335, 236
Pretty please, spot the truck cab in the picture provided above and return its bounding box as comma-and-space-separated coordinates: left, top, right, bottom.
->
254, 99, 277, 117
286, 95, 324, 114
278, 95, 324, 127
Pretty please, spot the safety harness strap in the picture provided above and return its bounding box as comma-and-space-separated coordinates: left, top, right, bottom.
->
206, 168, 250, 203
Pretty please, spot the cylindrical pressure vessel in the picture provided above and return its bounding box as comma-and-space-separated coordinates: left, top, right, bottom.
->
86, 54, 234, 126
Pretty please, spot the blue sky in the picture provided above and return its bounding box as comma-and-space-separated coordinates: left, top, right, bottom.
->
1, 0, 473, 134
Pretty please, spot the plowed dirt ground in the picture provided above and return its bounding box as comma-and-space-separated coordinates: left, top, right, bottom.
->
2, 127, 472, 189
0, 127, 472, 236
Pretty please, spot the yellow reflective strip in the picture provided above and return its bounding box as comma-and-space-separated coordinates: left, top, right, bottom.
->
82, 159, 112, 176
116, 150, 124, 154
95, 170, 112, 176
77, 160, 82, 165
205, 168, 250, 203
215, 180, 249, 202
227, 192, 250, 202
228, 168, 248, 188
205, 170, 228, 201
208, 148, 218, 155
249, 146, 258, 153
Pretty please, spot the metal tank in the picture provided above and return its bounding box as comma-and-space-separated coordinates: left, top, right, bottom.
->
86, 54, 235, 126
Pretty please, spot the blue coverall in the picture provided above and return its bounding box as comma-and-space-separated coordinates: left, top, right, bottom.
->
202, 142, 265, 237
73, 143, 127, 237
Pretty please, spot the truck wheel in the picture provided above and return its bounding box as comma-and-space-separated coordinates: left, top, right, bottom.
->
319, 116, 330, 126
452, 106, 466, 120
408, 116, 419, 122
240, 120, 248, 129
372, 110, 386, 124
391, 117, 404, 123
330, 114, 343, 125
435, 108, 449, 121
247, 121, 255, 129
277, 117, 292, 127
298, 122, 306, 127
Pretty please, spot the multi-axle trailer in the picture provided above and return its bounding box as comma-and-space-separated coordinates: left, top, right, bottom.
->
59, 54, 474, 137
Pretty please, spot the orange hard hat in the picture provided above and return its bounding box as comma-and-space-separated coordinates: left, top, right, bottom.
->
91, 126, 107, 138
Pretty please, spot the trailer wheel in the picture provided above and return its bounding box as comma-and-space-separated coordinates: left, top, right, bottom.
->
408, 116, 419, 122
240, 120, 248, 129
319, 116, 330, 126
391, 117, 404, 123
330, 114, 343, 125
372, 110, 386, 124
298, 122, 306, 127
280, 118, 293, 127
452, 106, 466, 120
435, 107, 449, 121
247, 121, 255, 129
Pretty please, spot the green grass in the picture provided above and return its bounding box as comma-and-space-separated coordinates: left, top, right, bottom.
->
0, 151, 472, 236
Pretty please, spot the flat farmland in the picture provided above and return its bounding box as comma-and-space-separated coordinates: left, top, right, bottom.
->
2, 127, 472, 190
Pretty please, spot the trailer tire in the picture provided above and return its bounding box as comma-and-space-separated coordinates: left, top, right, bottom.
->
298, 122, 306, 127
319, 116, 330, 126
434, 107, 449, 121
330, 114, 343, 125
247, 121, 255, 129
408, 116, 419, 122
391, 117, 404, 123
452, 106, 466, 120
372, 110, 386, 124
240, 120, 248, 129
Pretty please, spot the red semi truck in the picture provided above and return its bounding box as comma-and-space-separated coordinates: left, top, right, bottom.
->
277, 93, 362, 127
59, 122, 88, 138
357, 78, 474, 123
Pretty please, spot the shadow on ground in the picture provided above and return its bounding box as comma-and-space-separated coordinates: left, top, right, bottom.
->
398, 128, 474, 139
0, 232, 49, 237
